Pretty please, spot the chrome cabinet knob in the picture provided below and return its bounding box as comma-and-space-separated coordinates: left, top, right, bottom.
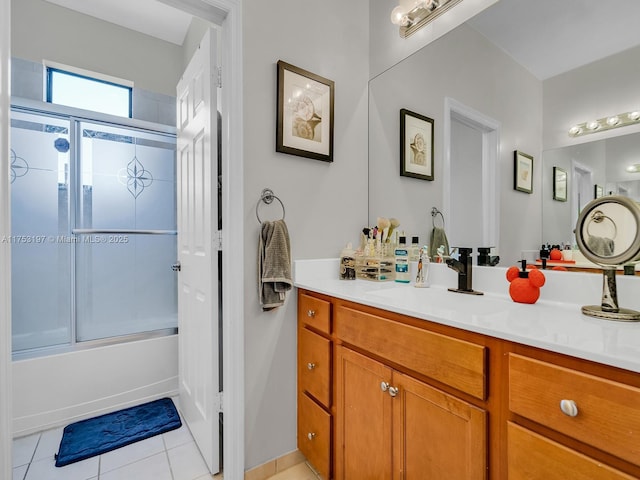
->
380, 382, 398, 397
380, 381, 389, 392
388, 386, 398, 397
307, 362, 316, 370
307, 309, 316, 318
560, 399, 578, 417
307, 432, 316, 441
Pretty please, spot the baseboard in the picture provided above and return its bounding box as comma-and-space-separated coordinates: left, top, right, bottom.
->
244, 449, 306, 480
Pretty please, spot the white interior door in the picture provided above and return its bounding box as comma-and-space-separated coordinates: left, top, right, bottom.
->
176, 27, 220, 474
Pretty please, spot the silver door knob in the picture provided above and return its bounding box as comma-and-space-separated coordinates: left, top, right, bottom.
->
171, 262, 181, 272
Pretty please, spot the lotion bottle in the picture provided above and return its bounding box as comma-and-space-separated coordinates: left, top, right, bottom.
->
395, 236, 410, 283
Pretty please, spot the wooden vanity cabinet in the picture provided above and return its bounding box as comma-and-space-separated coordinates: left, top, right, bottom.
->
329, 296, 487, 480
297, 289, 640, 479
297, 292, 333, 479
507, 352, 640, 479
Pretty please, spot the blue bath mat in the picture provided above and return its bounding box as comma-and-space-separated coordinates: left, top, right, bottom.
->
55, 397, 181, 467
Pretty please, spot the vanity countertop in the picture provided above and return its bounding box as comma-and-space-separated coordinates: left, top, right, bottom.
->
294, 259, 640, 374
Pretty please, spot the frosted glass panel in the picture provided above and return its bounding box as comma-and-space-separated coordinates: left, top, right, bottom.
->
10, 107, 177, 353
76, 121, 177, 342
10, 111, 72, 351
76, 235, 177, 341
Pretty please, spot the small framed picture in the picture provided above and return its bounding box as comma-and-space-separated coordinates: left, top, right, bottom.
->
514, 150, 533, 194
400, 108, 434, 181
594, 184, 603, 199
276, 60, 334, 162
553, 167, 568, 201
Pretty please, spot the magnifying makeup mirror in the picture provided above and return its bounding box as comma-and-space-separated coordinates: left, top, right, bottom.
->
575, 195, 640, 321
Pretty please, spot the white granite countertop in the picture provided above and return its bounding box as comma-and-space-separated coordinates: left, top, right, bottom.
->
294, 259, 640, 374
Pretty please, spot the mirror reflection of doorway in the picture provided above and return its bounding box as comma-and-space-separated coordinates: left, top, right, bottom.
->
572, 162, 593, 244
444, 97, 500, 256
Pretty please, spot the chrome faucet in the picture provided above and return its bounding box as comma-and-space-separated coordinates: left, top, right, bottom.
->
446, 247, 483, 295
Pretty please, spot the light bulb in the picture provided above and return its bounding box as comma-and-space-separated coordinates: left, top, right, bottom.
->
390, 5, 409, 25
606, 116, 620, 127
628, 111, 640, 121
586, 120, 600, 131
568, 126, 582, 136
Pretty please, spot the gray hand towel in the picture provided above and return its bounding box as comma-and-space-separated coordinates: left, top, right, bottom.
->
587, 235, 615, 257
429, 226, 450, 261
258, 219, 292, 311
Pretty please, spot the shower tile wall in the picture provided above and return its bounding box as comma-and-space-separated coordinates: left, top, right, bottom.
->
11, 57, 176, 126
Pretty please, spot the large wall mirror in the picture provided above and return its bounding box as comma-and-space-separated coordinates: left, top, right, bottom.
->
369, 0, 640, 267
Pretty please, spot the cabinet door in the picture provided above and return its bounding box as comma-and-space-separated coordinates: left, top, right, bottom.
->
393, 371, 487, 480
335, 346, 393, 480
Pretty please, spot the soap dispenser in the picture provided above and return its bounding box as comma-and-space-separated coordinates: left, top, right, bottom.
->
506, 260, 545, 304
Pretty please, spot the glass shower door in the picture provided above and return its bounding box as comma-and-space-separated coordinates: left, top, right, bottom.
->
10, 111, 72, 351
75, 121, 178, 342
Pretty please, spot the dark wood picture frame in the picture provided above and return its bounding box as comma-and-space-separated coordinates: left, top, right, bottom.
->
514, 150, 533, 194
553, 166, 568, 201
276, 60, 334, 162
400, 108, 434, 181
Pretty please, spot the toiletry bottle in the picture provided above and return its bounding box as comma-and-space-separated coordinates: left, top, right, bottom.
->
415, 246, 430, 288
339, 243, 356, 280
409, 236, 420, 261
395, 236, 410, 283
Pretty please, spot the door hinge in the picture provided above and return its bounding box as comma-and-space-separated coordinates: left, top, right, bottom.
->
216, 66, 222, 88
214, 230, 223, 250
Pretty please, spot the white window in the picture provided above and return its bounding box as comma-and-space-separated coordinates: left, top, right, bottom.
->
46, 64, 132, 118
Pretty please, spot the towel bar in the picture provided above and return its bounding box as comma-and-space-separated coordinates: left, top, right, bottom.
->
256, 188, 285, 223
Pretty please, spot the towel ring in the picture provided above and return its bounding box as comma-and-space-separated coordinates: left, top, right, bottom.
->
256, 188, 285, 223
431, 207, 445, 229
586, 210, 617, 239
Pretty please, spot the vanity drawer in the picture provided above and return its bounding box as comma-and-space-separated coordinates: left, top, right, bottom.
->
507, 422, 635, 480
509, 353, 640, 466
298, 392, 331, 480
298, 292, 331, 334
334, 305, 486, 399
299, 326, 331, 408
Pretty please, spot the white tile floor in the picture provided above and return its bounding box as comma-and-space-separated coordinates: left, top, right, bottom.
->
12, 415, 216, 480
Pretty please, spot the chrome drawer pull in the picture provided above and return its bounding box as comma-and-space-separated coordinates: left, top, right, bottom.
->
307, 309, 316, 318
307, 432, 316, 441
560, 399, 578, 417
307, 362, 316, 370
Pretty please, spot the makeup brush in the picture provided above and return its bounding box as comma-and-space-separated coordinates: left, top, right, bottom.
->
387, 218, 400, 243
377, 217, 390, 242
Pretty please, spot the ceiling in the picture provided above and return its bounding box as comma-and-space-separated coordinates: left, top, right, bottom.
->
43, 0, 640, 79
44, 0, 193, 46
467, 0, 640, 80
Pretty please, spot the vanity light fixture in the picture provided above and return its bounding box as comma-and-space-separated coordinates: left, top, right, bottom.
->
390, 0, 464, 38
569, 110, 640, 137
626, 164, 640, 173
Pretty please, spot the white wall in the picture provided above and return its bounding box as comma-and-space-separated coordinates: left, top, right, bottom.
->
369, 0, 498, 78
543, 44, 640, 150
242, 0, 369, 469
369, 23, 543, 266
11, 0, 183, 97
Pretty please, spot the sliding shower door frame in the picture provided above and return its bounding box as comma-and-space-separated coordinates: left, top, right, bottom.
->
10, 99, 178, 360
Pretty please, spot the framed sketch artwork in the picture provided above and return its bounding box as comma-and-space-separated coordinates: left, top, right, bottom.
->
400, 109, 434, 180
514, 150, 533, 194
276, 60, 334, 162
